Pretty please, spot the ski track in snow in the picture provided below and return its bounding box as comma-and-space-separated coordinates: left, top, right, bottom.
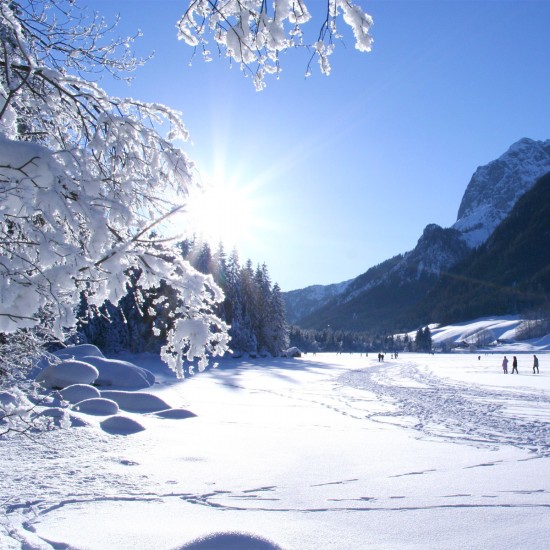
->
339, 360, 550, 457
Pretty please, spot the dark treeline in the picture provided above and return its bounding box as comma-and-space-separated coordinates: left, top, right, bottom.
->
77, 235, 438, 361
289, 326, 432, 353
78, 237, 290, 368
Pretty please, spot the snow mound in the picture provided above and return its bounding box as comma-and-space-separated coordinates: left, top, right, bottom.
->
153, 408, 197, 419
100, 415, 146, 435
73, 398, 119, 416
68, 415, 89, 428
60, 384, 101, 404
82, 356, 155, 389
40, 407, 66, 418
55, 344, 104, 360
282, 347, 302, 358
101, 390, 170, 413
531, 334, 550, 350
176, 532, 284, 550
35, 360, 99, 389
38, 407, 71, 428
0, 391, 17, 407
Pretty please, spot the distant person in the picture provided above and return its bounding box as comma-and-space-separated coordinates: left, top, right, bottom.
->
502, 356, 508, 374
511, 356, 518, 374
533, 355, 539, 374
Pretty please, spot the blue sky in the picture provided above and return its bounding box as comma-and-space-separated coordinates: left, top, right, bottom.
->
81, 0, 550, 291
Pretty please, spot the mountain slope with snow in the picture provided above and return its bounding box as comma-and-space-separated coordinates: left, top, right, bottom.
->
454, 137, 550, 246
418, 171, 550, 325
283, 279, 352, 325
286, 138, 550, 331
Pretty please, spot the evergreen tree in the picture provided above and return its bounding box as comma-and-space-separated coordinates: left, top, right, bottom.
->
415, 328, 424, 351
223, 248, 242, 328
238, 260, 259, 353
212, 243, 228, 289
423, 326, 433, 352
268, 283, 290, 355
415, 326, 432, 352
254, 264, 272, 353
194, 242, 214, 275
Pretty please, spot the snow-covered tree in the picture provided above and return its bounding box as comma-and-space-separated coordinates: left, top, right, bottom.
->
235, 259, 259, 353
0, 0, 229, 378
253, 263, 271, 352
268, 283, 290, 354
414, 326, 432, 352
194, 242, 214, 275
179, 0, 374, 90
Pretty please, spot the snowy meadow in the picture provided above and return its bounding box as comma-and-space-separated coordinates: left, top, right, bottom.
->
1, 318, 550, 550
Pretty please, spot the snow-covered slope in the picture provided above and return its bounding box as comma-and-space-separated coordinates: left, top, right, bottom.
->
283, 279, 351, 325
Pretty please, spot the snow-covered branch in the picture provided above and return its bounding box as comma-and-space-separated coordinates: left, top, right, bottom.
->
0, 0, 229, 378
178, 0, 373, 90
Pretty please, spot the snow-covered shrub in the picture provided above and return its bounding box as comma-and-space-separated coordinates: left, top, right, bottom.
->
100, 415, 145, 435
0, 392, 17, 407
35, 360, 99, 389
82, 356, 155, 389
154, 408, 197, 419
55, 345, 105, 361
283, 347, 302, 358
73, 398, 119, 416
175, 531, 284, 549
60, 384, 101, 404
0, 330, 63, 436
100, 390, 170, 413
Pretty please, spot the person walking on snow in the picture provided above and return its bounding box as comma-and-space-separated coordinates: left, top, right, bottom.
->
533, 355, 539, 374
502, 356, 508, 374
511, 356, 518, 374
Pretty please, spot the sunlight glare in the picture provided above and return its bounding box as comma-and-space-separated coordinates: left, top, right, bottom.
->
185, 169, 265, 249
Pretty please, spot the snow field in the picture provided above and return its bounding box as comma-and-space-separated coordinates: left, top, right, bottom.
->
1, 347, 549, 549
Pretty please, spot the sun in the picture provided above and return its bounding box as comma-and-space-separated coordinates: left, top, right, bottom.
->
185, 169, 264, 249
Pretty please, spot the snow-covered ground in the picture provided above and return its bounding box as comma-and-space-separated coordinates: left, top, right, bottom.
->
2, 318, 550, 549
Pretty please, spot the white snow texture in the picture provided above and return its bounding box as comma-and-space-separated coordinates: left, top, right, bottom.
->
2, 316, 550, 549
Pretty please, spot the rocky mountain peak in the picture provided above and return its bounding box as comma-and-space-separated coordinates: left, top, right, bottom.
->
453, 138, 550, 247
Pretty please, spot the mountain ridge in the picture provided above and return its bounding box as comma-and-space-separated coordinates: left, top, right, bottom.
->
420, 171, 550, 325
284, 137, 550, 331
